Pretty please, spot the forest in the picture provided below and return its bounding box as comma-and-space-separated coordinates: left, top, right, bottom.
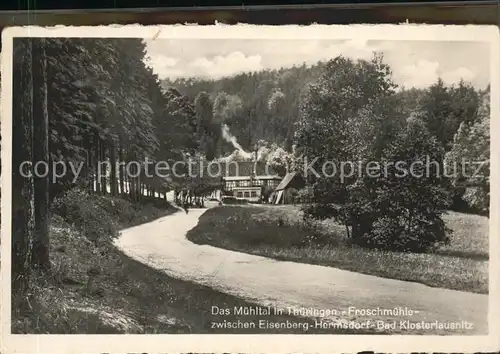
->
165, 52, 489, 252
11, 37, 490, 302
11, 38, 207, 298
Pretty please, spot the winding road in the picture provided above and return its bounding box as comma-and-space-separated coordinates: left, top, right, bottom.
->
113, 205, 488, 335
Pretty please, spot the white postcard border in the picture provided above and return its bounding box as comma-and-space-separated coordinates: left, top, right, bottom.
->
1, 23, 499, 353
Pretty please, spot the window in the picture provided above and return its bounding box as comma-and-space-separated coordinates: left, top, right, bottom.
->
237, 192, 243, 198
244, 191, 250, 198
251, 191, 257, 197
234, 180, 249, 187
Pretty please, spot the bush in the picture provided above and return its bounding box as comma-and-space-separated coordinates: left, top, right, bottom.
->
463, 187, 489, 215
51, 188, 118, 243
357, 214, 450, 252
101, 197, 137, 225
349, 119, 453, 252
302, 117, 453, 253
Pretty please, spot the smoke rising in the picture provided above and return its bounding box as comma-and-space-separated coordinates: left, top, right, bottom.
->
221, 124, 254, 160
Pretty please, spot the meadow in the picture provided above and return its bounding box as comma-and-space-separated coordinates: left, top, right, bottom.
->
187, 205, 488, 294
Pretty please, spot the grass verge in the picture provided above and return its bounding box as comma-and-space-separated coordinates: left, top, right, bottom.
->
186, 205, 488, 294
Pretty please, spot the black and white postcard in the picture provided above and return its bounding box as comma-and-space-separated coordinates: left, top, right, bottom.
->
1, 24, 499, 353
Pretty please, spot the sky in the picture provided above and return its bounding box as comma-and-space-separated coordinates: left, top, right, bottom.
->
144, 39, 490, 89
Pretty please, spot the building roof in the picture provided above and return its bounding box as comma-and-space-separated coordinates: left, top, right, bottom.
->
223, 175, 281, 181
219, 161, 279, 177
275, 172, 298, 191
254, 175, 281, 180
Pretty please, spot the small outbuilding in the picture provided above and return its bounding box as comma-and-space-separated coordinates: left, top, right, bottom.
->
273, 172, 306, 204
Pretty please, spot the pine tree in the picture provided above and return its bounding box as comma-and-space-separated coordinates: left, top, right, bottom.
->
31, 38, 51, 271
12, 38, 35, 295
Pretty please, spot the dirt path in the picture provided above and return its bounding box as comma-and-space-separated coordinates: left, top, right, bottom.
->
114, 206, 488, 335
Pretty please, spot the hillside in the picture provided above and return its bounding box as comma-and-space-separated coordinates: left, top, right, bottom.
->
161, 62, 327, 156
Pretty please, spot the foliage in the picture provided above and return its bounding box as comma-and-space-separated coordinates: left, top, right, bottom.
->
445, 87, 490, 213
194, 91, 218, 159
164, 62, 325, 152
265, 144, 295, 176
295, 54, 396, 227
365, 117, 453, 251
165, 59, 487, 222
213, 92, 244, 123
17, 37, 201, 202
163, 53, 488, 228
12, 37, 203, 295
11, 35, 490, 300
296, 54, 457, 252
51, 188, 118, 244
419, 79, 480, 151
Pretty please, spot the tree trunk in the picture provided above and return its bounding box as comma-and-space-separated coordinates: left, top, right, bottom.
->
124, 165, 129, 194
130, 159, 137, 202
83, 132, 90, 192
88, 133, 94, 194
129, 161, 135, 201
100, 142, 107, 194
31, 38, 51, 272
94, 132, 101, 194
12, 38, 35, 296
131, 167, 136, 201
110, 144, 118, 196
136, 169, 141, 202
128, 162, 133, 200
119, 143, 124, 194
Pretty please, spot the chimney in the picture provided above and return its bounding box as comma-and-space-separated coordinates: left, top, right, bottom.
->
252, 147, 258, 177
